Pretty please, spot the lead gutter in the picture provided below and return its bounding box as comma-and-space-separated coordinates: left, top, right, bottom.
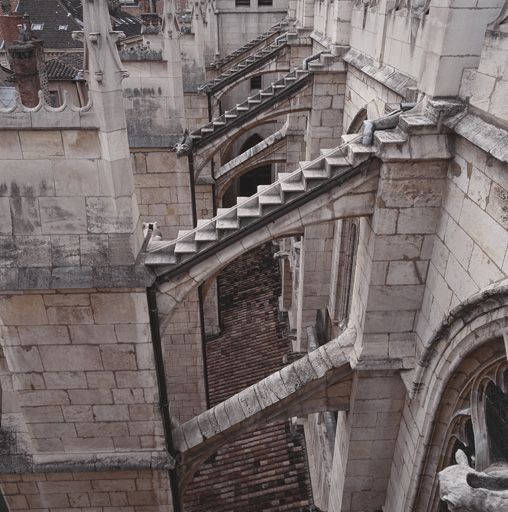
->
146, 286, 183, 512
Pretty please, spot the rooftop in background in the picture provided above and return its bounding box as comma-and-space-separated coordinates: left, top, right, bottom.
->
45, 52, 83, 80
0, 0, 142, 50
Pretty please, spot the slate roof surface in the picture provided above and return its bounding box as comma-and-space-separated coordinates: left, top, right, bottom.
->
60, 0, 143, 39
16, 0, 82, 49
14, 0, 141, 49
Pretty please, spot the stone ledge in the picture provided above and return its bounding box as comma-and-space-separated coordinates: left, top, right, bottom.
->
0, 449, 174, 474
446, 112, 508, 164
0, 265, 154, 290
343, 48, 417, 100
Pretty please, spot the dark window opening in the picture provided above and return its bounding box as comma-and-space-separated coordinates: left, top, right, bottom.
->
258, 0, 273, 5
239, 164, 271, 196
347, 108, 367, 134
235, 0, 250, 6
449, 420, 476, 468
250, 75, 262, 90
222, 165, 271, 208
48, 90, 60, 107
485, 381, 508, 463
240, 133, 263, 152
335, 219, 359, 329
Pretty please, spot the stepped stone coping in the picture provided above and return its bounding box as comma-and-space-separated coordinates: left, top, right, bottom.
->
208, 19, 289, 70
215, 124, 288, 179
145, 135, 362, 255
191, 66, 309, 140
172, 327, 356, 453
198, 35, 288, 93
193, 46, 345, 144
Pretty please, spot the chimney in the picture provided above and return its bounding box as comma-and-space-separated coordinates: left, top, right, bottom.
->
0, 13, 24, 46
7, 14, 47, 107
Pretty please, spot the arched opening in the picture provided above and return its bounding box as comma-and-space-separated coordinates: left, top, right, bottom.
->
222, 133, 273, 207
412, 337, 508, 511
347, 108, 367, 134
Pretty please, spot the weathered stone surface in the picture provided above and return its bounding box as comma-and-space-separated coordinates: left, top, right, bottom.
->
39, 197, 87, 235
39, 345, 103, 371
0, 295, 48, 325
439, 464, 508, 512
90, 292, 148, 324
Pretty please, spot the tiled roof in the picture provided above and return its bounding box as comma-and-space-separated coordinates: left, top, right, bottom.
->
14, 0, 141, 49
183, 244, 313, 511
45, 52, 83, 80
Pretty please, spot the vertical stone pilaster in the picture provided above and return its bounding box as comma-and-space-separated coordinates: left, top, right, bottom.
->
163, 0, 187, 133
350, 139, 450, 367
295, 222, 335, 351
306, 72, 346, 159
79, 0, 142, 261
328, 372, 406, 512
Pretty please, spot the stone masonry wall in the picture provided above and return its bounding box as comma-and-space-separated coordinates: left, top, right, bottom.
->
0, 129, 141, 290
348, 2, 502, 97
161, 290, 207, 424
350, 155, 449, 366
123, 60, 185, 148
184, 93, 209, 132
329, 372, 406, 512
415, 137, 508, 360
342, 65, 403, 136
306, 72, 346, 159
0, 289, 164, 454
0, 469, 172, 511
295, 222, 335, 350
132, 150, 193, 240
460, 27, 508, 124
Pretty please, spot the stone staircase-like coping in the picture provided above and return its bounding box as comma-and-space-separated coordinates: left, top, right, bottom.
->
198, 33, 289, 95
172, 328, 356, 488
208, 19, 289, 71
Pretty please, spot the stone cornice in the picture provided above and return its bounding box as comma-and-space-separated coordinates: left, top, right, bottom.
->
343, 48, 417, 100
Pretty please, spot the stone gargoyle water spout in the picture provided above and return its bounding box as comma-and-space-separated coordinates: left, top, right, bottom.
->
439, 449, 508, 511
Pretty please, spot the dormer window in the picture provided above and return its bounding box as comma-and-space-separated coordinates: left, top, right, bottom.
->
58, 25, 68, 31
31, 23, 44, 31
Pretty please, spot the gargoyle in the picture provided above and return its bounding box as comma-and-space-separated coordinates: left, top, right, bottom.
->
175, 130, 194, 157
439, 450, 508, 511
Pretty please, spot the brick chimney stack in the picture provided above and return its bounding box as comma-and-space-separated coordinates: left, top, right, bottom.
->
0, 0, 24, 47
6, 14, 46, 107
